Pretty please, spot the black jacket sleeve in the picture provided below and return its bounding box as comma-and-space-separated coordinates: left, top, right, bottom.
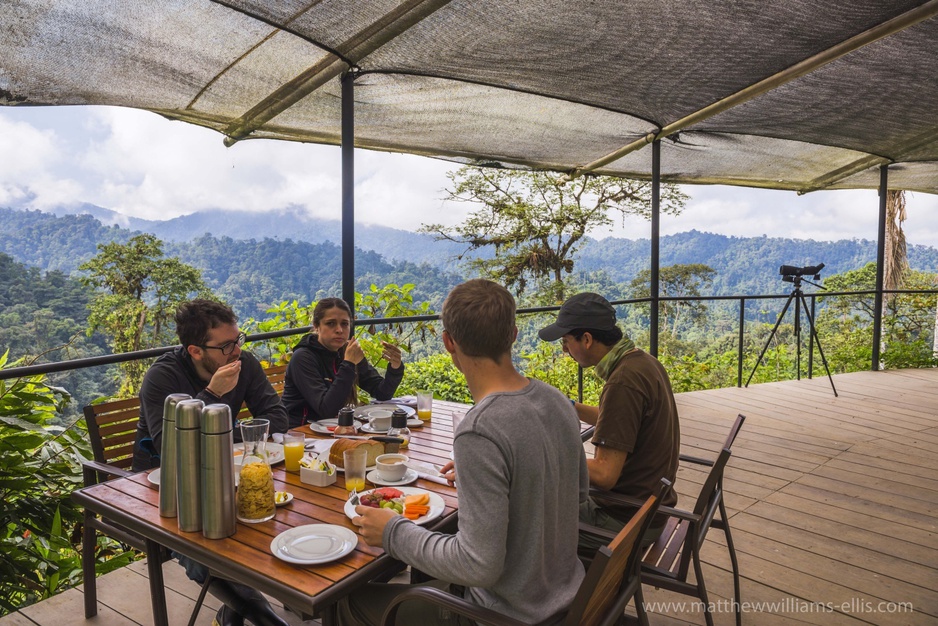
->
241, 353, 289, 435
288, 348, 358, 422
357, 358, 405, 401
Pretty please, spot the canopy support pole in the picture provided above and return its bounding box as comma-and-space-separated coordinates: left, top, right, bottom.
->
872, 165, 888, 370
650, 140, 661, 358
341, 71, 355, 311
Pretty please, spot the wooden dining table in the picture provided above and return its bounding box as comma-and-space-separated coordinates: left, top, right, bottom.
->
72, 399, 468, 626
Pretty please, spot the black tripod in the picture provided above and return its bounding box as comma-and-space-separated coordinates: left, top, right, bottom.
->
745, 276, 838, 396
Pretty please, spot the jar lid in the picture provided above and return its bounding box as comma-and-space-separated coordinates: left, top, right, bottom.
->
338, 407, 354, 426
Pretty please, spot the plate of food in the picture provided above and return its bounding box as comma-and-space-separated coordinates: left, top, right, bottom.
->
344, 487, 444, 525
234, 442, 284, 465
274, 491, 293, 506
270, 524, 357, 565
308, 418, 359, 435
354, 404, 416, 421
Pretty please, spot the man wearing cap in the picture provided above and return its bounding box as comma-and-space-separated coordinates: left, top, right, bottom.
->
539, 292, 680, 549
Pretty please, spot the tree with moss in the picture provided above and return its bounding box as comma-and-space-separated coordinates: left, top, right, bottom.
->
79, 234, 211, 396
629, 263, 717, 340
422, 166, 688, 303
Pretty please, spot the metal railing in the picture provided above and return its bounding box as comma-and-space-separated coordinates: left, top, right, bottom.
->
3, 290, 936, 397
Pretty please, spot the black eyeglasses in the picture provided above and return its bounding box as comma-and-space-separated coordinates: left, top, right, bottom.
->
200, 332, 246, 356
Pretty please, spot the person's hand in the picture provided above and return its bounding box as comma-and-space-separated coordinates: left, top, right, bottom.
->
208, 360, 241, 396
381, 341, 403, 368
441, 460, 456, 487
352, 505, 398, 546
343, 338, 365, 365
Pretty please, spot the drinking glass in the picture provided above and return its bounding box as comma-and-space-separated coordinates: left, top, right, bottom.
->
343, 448, 367, 493
417, 390, 433, 422
283, 433, 305, 472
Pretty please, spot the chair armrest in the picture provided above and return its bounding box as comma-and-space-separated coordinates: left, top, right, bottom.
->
82, 459, 135, 486
380, 586, 528, 626
580, 425, 595, 443
679, 453, 714, 467
588, 488, 701, 523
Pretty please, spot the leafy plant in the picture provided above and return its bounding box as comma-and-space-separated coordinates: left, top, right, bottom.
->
0, 351, 93, 615
395, 353, 472, 404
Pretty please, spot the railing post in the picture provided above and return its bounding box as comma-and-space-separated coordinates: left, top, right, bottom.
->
737, 298, 745, 387
577, 365, 584, 403
650, 140, 661, 358
872, 165, 888, 370
341, 70, 356, 312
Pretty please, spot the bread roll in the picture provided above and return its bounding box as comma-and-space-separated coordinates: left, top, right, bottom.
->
330, 439, 385, 468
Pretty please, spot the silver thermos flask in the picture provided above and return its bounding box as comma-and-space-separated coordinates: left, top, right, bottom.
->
200, 404, 237, 539
175, 398, 204, 532
159, 393, 191, 518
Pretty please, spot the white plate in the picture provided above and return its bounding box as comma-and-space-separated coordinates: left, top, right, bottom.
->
366, 468, 418, 487
344, 487, 444, 526
308, 419, 359, 435
275, 491, 293, 506
147, 468, 160, 486
234, 442, 284, 465
270, 524, 357, 565
354, 404, 416, 420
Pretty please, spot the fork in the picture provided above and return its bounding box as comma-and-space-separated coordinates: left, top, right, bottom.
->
348, 487, 360, 506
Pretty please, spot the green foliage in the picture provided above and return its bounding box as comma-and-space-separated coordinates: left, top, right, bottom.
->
0, 351, 94, 615
395, 353, 472, 404
79, 234, 212, 397
520, 342, 603, 404
423, 167, 688, 303
629, 263, 717, 338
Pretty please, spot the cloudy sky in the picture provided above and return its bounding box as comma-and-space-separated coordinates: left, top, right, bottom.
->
2, 105, 937, 247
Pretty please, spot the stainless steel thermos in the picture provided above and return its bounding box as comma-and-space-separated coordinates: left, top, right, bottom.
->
200, 403, 236, 539
175, 398, 205, 532
158, 393, 191, 518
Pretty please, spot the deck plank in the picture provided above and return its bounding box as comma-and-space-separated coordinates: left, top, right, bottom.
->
5, 368, 937, 625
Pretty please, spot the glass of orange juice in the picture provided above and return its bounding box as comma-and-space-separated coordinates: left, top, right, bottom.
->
343, 448, 367, 493
283, 433, 305, 472
417, 390, 433, 422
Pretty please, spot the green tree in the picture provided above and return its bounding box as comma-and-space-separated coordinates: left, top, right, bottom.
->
422, 167, 688, 303
79, 234, 211, 397
629, 263, 716, 340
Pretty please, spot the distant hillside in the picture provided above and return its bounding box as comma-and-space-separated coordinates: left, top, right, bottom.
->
3, 206, 938, 307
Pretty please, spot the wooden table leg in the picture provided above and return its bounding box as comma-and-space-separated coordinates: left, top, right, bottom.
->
145, 539, 169, 626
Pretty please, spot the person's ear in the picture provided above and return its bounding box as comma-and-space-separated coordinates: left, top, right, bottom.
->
186, 344, 202, 360
441, 330, 457, 354
581, 332, 594, 349
511, 325, 518, 343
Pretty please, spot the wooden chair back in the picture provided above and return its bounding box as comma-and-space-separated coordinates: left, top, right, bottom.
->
83, 397, 142, 471
237, 363, 287, 420
565, 480, 667, 626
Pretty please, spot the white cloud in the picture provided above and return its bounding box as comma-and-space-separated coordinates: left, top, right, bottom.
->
2, 106, 937, 249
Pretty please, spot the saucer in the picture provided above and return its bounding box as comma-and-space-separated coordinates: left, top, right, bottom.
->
366, 468, 418, 486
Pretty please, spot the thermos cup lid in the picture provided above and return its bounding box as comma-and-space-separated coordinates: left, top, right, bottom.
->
176, 399, 205, 429
163, 393, 192, 423
201, 404, 233, 434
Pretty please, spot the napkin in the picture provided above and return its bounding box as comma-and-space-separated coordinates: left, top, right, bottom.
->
384, 396, 417, 408
406, 460, 451, 486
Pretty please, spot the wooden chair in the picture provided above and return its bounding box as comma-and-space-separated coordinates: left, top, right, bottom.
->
584, 413, 746, 626
80, 398, 164, 618
379, 479, 670, 626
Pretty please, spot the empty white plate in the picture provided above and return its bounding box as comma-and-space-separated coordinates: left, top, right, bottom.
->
270, 524, 357, 565
147, 468, 160, 486
366, 468, 418, 487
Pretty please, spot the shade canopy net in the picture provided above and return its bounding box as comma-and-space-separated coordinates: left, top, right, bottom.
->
2, 0, 937, 194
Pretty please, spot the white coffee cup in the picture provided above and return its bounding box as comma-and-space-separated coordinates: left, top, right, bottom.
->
376, 453, 409, 481
369, 409, 393, 431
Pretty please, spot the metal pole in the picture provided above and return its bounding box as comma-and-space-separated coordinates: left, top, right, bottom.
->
872, 165, 888, 370
650, 140, 661, 358
341, 71, 355, 311
808, 294, 816, 377
737, 298, 745, 387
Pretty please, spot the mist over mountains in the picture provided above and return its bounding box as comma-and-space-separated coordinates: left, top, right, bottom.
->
3, 204, 938, 312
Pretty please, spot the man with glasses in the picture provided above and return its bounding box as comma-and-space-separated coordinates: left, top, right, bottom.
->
132, 299, 289, 626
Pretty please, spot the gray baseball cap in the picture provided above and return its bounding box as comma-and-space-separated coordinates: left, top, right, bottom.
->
538, 293, 617, 341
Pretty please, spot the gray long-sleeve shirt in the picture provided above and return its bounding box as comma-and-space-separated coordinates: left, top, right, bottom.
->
384, 379, 588, 624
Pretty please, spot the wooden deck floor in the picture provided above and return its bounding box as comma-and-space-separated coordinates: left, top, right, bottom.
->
2, 369, 936, 625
